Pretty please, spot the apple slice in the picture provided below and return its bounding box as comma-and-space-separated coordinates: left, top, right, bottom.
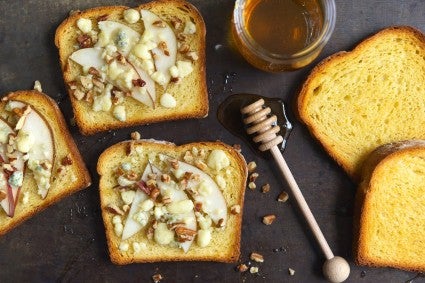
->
96, 21, 140, 56
162, 156, 227, 225
121, 162, 160, 240
141, 10, 177, 85
7, 101, 54, 199
0, 118, 25, 217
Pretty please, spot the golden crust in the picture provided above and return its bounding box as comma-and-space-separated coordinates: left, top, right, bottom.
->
0, 90, 91, 236
97, 140, 247, 264
55, 0, 208, 135
297, 26, 425, 181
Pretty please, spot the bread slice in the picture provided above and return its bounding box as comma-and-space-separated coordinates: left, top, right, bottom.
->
355, 140, 425, 272
97, 140, 247, 264
0, 90, 91, 236
55, 0, 208, 135
297, 26, 425, 181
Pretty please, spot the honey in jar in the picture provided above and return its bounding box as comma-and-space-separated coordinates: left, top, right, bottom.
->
232, 0, 336, 72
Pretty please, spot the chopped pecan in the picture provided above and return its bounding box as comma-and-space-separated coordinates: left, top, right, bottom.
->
167, 222, 185, 230
92, 77, 105, 90
80, 75, 93, 89
61, 154, 73, 166
170, 77, 180, 83
194, 160, 207, 171
249, 172, 259, 182
237, 263, 249, 272
194, 202, 202, 212
261, 183, 270, 193
169, 159, 179, 169
161, 174, 171, 183
161, 195, 172, 204
77, 34, 93, 48
262, 214, 276, 225
152, 273, 163, 283
277, 191, 289, 202
88, 67, 100, 76
158, 41, 170, 56
150, 187, 160, 200
185, 51, 199, 61
230, 204, 241, 215
177, 33, 187, 41
171, 16, 183, 30
105, 204, 124, 215
175, 226, 197, 242
250, 252, 264, 263
126, 141, 135, 156
85, 89, 94, 103
125, 171, 138, 181
217, 218, 225, 228
97, 14, 108, 21
132, 78, 146, 87
130, 131, 141, 140
178, 43, 190, 54
68, 81, 78, 90
152, 20, 166, 28
232, 144, 241, 152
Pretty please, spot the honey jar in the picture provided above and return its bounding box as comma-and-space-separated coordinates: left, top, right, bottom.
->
232, 0, 336, 72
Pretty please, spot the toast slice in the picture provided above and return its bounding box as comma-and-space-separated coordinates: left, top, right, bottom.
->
97, 140, 247, 264
355, 140, 425, 272
0, 90, 91, 236
297, 26, 425, 181
55, 0, 208, 135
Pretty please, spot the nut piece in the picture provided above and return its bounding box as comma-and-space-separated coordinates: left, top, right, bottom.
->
152, 273, 163, 283
130, 131, 141, 140
249, 266, 259, 274
248, 182, 256, 190
247, 161, 257, 173
175, 226, 197, 242
230, 204, 241, 215
249, 172, 259, 182
262, 214, 276, 225
0, 190, 7, 201
250, 252, 264, 263
261, 183, 270, 193
278, 191, 289, 202
237, 263, 248, 272
194, 160, 208, 171
61, 154, 73, 166
288, 268, 295, 276
105, 204, 124, 215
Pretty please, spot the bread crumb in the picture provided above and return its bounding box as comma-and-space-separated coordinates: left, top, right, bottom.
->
288, 268, 295, 276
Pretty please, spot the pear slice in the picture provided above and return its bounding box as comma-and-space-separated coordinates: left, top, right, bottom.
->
141, 10, 177, 85
0, 118, 24, 217
164, 156, 227, 225
121, 162, 160, 240
70, 47, 156, 108
96, 21, 140, 56
7, 101, 54, 199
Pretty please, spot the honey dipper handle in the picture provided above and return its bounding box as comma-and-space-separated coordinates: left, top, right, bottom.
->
270, 146, 334, 260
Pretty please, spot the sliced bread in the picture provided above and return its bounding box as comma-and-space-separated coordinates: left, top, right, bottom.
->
297, 26, 425, 181
97, 140, 247, 264
55, 0, 208, 135
355, 140, 425, 272
0, 90, 91, 236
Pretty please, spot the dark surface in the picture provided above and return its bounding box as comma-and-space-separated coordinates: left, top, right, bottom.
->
0, 1, 424, 282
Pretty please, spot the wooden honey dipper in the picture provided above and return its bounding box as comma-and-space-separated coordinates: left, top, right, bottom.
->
241, 99, 350, 283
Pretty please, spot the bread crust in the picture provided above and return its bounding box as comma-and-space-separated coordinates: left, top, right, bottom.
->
354, 140, 425, 272
0, 90, 91, 236
97, 140, 247, 264
297, 26, 425, 181
55, 0, 208, 135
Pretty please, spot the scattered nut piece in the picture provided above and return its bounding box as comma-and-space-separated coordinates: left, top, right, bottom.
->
249, 172, 259, 182
72, 89, 85, 100
175, 226, 197, 242
230, 204, 241, 215
178, 43, 190, 53
247, 161, 257, 173
161, 174, 171, 183
262, 214, 276, 225
105, 204, 124, 215
33, 80, 42, 92
122, 204, 130, 213
170, 16, 183, 30
248, 182, 256, 190
288, 268, 295, 276
194, 160, 208, 171
217, 218, 225, 228
278, 191, 289, 202
61, 154, 73, 166
250, 252, 264, 263
237, 263, 248, 272
261, 183, 270, 193
249, 266, 259, 274
169, 159, 179, 169
185, 51, 199, 61
152, 20, 166, 28
152, 273, 163, 283
183, 151, 193, 163
130, 131, 141, 140
232, 144, 241, 152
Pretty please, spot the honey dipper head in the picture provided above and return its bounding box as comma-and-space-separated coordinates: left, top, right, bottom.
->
241, 99, 284, 151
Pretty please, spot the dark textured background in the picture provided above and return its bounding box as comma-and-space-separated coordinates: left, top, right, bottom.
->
0, 1, 424, 282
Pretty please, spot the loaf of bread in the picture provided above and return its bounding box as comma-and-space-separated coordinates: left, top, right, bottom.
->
355, 140, 425, 272
97, 140, 247, 264
0, 90, 91, 236
55, 0, 207, 135
298, 26, 425, 180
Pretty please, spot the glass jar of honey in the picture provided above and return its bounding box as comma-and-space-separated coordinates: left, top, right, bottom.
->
232, 0, 336, 72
